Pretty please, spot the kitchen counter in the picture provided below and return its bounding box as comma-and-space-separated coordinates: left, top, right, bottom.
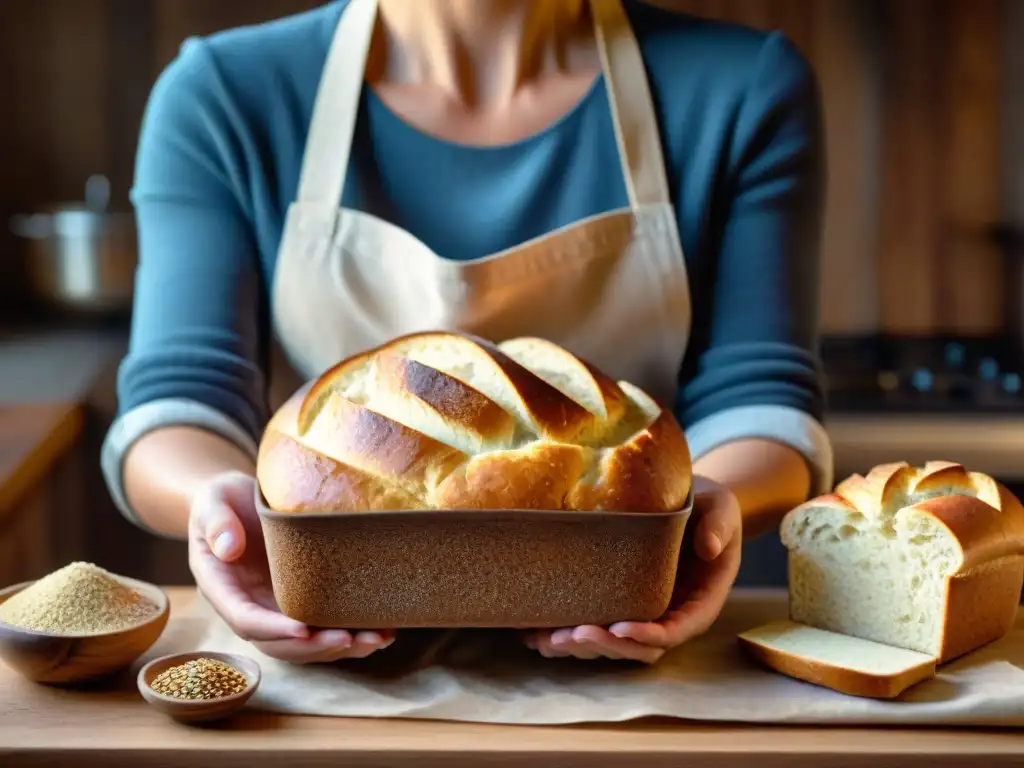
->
1, 588, 1021, 768
0, 402, 82, 521
827, 411, 1024, 481
0, 327, 126, 404
0, 325, 125, 583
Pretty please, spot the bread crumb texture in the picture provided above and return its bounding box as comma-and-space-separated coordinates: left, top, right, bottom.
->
781, 461, 1024, 659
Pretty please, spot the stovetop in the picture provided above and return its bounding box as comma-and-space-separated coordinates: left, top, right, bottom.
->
821, 335, 1024, 413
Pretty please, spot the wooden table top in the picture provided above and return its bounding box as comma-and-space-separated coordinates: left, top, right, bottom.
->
0, 402, 82, 521
1, 588, 1021, 768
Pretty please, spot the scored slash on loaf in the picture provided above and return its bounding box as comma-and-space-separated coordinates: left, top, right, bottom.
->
740, 460, 1024, 699
258, 331, 693, 514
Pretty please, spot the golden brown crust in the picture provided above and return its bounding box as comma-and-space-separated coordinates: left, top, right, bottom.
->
297, 347, 376, 435
304, 393, 466, 494
434, 443, 589, 511
373, 330, 598, 443
498, 336, 627, 422
442, 333, 596, 443
831, 461, 908, 515
804, 460, 1024, 578
373, 352, 516, 445
257, 429, 419, 512
916, 494, 1023, 574
568, 409, 693, 513
257, 331, 692, 514
941, 554, 1024, 662
258, 397, 420, 512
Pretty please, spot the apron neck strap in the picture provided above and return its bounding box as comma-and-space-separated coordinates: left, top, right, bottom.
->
295, 0, 671, 209
295, 0, 379, 206
590, 0, 672, 208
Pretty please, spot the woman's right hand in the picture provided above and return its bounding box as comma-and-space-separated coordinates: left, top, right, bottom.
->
188, 471, 395, 663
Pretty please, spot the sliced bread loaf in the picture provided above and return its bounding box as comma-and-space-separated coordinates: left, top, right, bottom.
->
780, 461, 1024, 663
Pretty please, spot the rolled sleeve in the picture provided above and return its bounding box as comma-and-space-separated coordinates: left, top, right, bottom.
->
677, 32, 832, 496
686, 404, 833, 495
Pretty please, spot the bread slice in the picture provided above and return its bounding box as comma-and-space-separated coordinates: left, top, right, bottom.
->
780, 461, 1024, 663
738, 620, 937, 699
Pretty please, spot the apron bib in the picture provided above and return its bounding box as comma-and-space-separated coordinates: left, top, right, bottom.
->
270, 0, 691, 413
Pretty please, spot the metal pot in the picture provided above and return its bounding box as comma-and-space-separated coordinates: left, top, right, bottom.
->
9, 175, 136, 315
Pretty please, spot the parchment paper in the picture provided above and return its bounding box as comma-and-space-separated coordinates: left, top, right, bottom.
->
179, 591, 1024, 727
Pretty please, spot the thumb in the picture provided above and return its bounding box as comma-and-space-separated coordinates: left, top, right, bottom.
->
194, 486, 248, 563
691, 481, 741, 562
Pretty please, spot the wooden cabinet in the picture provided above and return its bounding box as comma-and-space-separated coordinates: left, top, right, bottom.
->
877, 0, 1004, 334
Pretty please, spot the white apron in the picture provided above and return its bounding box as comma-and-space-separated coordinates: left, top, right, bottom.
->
270, 0, 691, 412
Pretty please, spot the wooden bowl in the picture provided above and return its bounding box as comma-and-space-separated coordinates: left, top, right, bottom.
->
0, 577, 170, 685
138, 651, 261, 723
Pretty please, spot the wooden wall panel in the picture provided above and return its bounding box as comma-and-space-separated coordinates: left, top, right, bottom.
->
1004, 0, 1024, 230
0, 0, 111, 315
941, 0, 1003, 333
0, 0, 110, 207
876, 0, 945, 333
654, 0, 881, 333
811, 0, 881, 333
876, 0, 1004, 335
674, 0, 1004, 337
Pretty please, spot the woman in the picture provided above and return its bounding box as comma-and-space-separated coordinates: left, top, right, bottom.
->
102, 0, 832, 665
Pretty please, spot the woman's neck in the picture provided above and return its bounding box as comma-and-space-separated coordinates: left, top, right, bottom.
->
374, 0, 588, 108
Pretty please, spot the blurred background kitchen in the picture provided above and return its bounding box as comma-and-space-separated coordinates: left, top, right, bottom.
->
1, 0, 1022, 587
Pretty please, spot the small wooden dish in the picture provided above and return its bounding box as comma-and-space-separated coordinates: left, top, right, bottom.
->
0, 577, 170, 685
138, 651, 261, 723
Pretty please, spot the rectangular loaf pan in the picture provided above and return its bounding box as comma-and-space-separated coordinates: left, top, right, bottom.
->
256, 489, 693, 629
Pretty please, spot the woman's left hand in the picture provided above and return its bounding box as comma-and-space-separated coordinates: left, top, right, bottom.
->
524, 476, 742, 664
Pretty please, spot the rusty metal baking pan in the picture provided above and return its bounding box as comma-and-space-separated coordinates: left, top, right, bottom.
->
256, 489, 693, 629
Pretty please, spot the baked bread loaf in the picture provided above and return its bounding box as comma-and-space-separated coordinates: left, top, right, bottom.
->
257, 331, 692, 514
780, 461, 1024, 663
